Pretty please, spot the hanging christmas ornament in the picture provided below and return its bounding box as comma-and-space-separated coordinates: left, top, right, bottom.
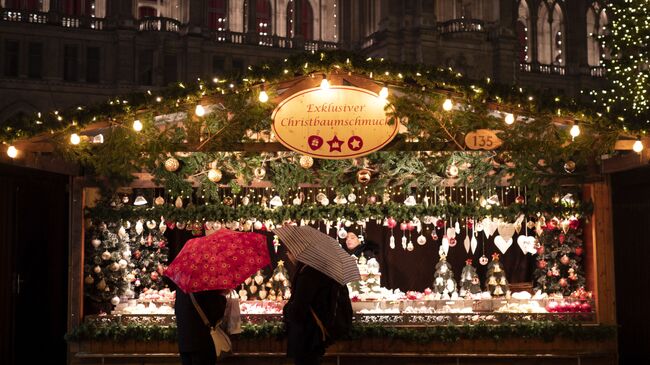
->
84, 275, 94, 285
515, 195, 525, 204
560, 254, 570, 265
146, 220, 157, 230
109, 262, 120, 271
357, 169, 371, 184
176, 221, 186, 230
404, 195, 416, 206
253, 166, 266, 180
347, 193, 357, 202
101, 250, 111, 260
292, 197, 302, 205
417, 235, 427, 245
299, 155, 314, 169
269, 195, 283, 207
111, 295, 120, 305
564, 160, 576, 173
367, 195, 377, 204
164, 157, 180, 172
223, 196, 234, 206
479, 255, 489, 265
454, 221, 460, 234
93, 265, 101, 274
338, 228, 348, 239
253, 221, 264, 230
445, 164, 459, 178
207, 168, 222, 182
241, 196, 250, 206
389, 235, 396, 249
159, 220, 167, 234
316, 192, 327, 202
175, 196, 183, 208
401, 235, 407, 250
91, 238, 101, 248
386, 217, 397, 229
118, 259, 128, 269
122, 249, 131, 259
135, 220, 144, 235
154, 196, 165, 206
431, 230, 439, 241
334, 195, 348, 205
407, 241, 414, 251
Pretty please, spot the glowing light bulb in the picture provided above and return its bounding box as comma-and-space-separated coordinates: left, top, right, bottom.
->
570, 123, 580, 139
320, 76, 330, 90
259, 90, 269, 103
195, 104, 205, 117
70, 133, 81, 145
442, 98, 453, 111
504, 113, 515, 125
7, 145, 18, 158
132, 119, 143, 132
633, 137, 644, 153
379, 86, 389, 99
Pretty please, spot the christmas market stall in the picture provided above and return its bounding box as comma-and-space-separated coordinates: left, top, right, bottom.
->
3, 51, 642, 364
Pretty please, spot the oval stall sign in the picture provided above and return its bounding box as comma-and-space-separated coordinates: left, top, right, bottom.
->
272, 86, 399, 159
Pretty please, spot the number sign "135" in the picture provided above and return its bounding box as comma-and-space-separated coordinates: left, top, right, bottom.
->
464, 129, 503, 150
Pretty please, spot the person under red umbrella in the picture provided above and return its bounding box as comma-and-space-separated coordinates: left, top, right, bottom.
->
165, 228, 271, 365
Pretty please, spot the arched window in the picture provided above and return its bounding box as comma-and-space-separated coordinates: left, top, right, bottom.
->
286, 0, 313, 40
516, 0, 531, 63
208, 0, 228, 31
256, 0, 272, 37
587, 2, 608, 66
537, 1, 564, 65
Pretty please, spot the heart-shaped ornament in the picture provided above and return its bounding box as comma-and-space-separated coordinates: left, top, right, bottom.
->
494, 235, 513, 254
497, 222, 516, 241
517, 235, 537, 255
514, 215, 525, 234
307, 135, 323, 150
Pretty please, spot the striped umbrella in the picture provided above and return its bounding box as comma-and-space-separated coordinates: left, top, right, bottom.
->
273, 225, 360, 285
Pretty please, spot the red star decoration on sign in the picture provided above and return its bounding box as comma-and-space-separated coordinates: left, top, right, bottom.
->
327, 135, 344, 152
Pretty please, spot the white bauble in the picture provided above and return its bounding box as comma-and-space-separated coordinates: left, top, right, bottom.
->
118, 259, 128, 269
253, 221, 263, 230
91, 239, 101, 248
417, 235, 427, 245
93, 265, 101, 274
337, 228, 348, 239
111, 296, 120, 306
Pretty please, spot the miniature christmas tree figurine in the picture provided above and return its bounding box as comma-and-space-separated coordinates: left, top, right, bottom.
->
459, 259, 482, 298
268, 260, 291, 301
432, 254, 458, 299
486, 253, 509, 297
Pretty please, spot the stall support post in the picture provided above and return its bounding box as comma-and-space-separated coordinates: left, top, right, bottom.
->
68, 177, 85, 332
584, 178, 617, 325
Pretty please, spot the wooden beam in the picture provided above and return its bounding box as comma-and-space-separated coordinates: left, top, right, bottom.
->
602, 150, 650, 173
0, 152, 80, 175
583, 179, 617, 325
68, 177, 86, 331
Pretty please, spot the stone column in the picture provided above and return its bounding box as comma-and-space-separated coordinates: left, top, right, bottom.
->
187, 0, 205, 35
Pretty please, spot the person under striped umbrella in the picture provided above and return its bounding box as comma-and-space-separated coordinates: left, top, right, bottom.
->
273, 225, 361, 285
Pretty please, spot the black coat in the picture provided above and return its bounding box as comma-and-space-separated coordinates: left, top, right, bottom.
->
283, 263, 338, 358
346, 241, 379, 261
174, 289, 227, 352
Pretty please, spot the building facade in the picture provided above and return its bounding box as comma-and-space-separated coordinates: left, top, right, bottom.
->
0, 0, 607, 122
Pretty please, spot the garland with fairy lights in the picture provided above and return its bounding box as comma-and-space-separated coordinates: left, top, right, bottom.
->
0, 51, 633, 200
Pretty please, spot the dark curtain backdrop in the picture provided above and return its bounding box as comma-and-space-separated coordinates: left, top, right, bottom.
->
167, 220, 536, 292
612, 167, 650, 363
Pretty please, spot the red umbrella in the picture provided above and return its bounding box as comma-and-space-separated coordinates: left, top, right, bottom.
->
164, 228, 271, 293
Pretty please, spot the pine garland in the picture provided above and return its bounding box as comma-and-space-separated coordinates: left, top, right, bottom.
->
86, 200, 591, 225
65, 320, 616, 343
